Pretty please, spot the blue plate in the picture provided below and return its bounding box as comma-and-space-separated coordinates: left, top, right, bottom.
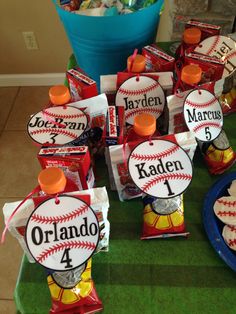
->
203, 171, 236, 272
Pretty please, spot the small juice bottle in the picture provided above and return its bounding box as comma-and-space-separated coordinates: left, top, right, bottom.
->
48, 85, 71, 107
127, 113, 160, 142
127, 54, 146, 73
38, 167, 78, 196
176, 27, 202, 60
180, 64, 202, 91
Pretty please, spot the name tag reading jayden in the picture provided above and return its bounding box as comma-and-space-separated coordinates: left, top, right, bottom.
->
128, 140, 193, 198
115, 75, 165, 125
184, 89, 223, 142
27, 106, 88, 146
26, 196, 99, 271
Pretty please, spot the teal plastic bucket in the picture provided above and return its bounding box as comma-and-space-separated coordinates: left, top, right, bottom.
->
52, 0, 164, 84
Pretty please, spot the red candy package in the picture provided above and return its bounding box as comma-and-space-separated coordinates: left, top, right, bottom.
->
197, 129, 236, 175
48, 259, 103, 314
38, 145, 95, 191
102, 106, 125, 146
141, 194, 187, 239
67, 67, 98, 102
185, 20, 221, 41
142, 44, 175, 72
141, 131, 197, 239
184, 51, 225, 83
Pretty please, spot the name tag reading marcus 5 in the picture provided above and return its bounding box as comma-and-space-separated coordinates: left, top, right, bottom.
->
115, 75, 165, 125
128, 140, 193, 198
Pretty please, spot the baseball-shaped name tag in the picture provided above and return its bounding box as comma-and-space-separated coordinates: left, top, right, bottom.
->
27, 106, 88, 145
184, 89, 223, 142
194, 35, 236, 78
26, 196, 99, 271
128, 140, 193, 199
115, 75, 165, 125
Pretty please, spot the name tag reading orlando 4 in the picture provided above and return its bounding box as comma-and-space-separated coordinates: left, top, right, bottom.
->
128, 140, 193, 198
27, 106, 88, 145
183, 89, 223, 142
25, 196, 99, 271
115, 75, 165, 125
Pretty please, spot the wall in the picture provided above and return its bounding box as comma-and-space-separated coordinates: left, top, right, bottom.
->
166, 0, 235, 41
0, 0, 235, 75
0, 0, 169, 75
0, 0, 71, 74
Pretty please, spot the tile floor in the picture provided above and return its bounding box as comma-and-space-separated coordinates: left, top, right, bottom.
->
0, 86, 50, 314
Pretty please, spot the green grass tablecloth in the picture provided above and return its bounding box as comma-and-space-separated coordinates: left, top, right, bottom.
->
14, 113, 236, 314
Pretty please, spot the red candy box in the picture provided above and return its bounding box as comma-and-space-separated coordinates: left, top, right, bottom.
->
67, 67, 98, 101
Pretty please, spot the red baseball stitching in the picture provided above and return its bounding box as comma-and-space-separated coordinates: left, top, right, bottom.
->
125, 108, 163, 121
216, 199, 236, 207
227, 226, 236, 232
228, 238, 236, 247
43, 110, 85, 120
193, 122, 221, 133
31, 205, 88, 224
185, 97, 218, 108
205, 36, 221, 55
37, 240, 96, 263
217, 211, 236, 217
131, 145, 179, 161
119, 82, 160, 96
141, 173, 192, 193
30, 129, 78, 139
224, 51, 236, 61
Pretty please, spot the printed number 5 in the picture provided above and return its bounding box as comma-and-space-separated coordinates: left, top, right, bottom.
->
205, 127, 212, 141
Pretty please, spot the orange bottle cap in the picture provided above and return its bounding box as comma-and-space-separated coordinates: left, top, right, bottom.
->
49, 85, 71, 106
181, 64, 202, 85
133, 113, 156, 137
38, 167, 67, 195
183, 27, 201, 44
127, 54, 146, 73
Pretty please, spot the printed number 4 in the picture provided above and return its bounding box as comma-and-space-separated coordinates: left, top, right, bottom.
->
205, 127, 212, 141
61, 248, 73, 269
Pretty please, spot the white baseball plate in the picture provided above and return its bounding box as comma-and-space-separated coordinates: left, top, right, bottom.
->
26, 196, 99, 271
128, 139, 193, 198
27, 105, 88, 145
194, 35, 236, 78
184, 89, 223, 142
115, 75, 165, 125
214, 196, 236, 225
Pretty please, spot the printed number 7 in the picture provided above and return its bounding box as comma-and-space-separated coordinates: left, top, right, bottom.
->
205, 127, 212, 141
50, 133, 58, 144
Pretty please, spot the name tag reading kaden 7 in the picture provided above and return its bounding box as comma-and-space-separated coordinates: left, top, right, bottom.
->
128, 140, 193, 199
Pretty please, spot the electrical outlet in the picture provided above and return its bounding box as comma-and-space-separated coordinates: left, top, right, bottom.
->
22, 31, 39, 50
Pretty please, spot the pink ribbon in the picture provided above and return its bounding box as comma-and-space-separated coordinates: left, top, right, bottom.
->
128, 48, 138, 73
1, 186, 41, 244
